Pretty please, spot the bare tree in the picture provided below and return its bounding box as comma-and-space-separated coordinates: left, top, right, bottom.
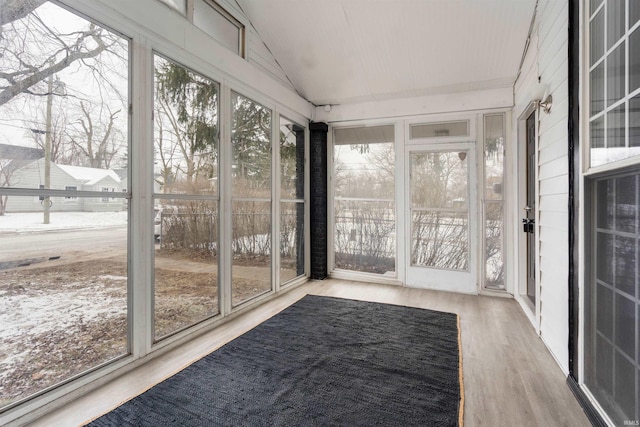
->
67, 101, 121, 168
0, 1, 118, 107
0, 158, 18, 215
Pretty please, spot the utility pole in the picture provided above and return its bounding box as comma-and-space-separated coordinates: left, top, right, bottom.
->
43, 72, 53, 224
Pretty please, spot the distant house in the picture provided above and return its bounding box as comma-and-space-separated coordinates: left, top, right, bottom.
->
5, 159, 126, 213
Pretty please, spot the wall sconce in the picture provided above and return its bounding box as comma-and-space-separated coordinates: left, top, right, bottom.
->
538, 94, 553, 114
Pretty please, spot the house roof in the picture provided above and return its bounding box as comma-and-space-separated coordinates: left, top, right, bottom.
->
57, 164, 121, 186
0, 143, 44, 160
237, 0, 537, 106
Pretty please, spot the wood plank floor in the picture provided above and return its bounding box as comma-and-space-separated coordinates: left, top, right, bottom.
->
30, 280, 590, 427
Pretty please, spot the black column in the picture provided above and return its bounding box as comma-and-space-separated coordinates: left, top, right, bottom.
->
309, 122, 328, 280
294, 125, 305, 276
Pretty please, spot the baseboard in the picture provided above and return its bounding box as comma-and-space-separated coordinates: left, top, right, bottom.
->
566, 376, 607, 427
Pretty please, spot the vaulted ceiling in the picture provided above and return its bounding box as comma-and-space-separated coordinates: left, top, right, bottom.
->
237, 0, 537, 106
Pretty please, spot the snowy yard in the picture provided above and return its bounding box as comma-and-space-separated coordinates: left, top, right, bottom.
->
0, 211, 127, 233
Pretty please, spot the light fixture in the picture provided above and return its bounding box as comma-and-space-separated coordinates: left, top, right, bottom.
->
538, 94, 553, 114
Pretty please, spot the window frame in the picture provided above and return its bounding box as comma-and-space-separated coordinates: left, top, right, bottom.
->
329, 122, 399, 281
580, 1, 640, 425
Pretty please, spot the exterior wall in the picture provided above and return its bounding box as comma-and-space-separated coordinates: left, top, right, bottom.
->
6, 159, 83, 213
84, 176, 126, 212
513, 0, 569, 373
5, 160, 125, 212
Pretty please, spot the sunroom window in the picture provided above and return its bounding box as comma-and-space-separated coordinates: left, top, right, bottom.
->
231, 92, 272, 305
585, 0, 640, 424
279, 117, 305, 285
193, 0, 245, 57
333, 125, 396, 275
0, 1, 129, 409
153, 54, 220, 339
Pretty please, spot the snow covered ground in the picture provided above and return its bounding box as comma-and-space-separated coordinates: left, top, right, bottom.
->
0, 211, 127, 233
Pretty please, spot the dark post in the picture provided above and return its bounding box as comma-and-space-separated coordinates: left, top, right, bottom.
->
309, 122, 328, 280
294, 124, 305, 276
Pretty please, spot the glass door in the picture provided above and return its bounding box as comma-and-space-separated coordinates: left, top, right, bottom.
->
406, 143, 477, 293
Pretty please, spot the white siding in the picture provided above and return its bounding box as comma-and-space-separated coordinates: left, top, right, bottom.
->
513, 0, 569, 373
6, 160, 81, 213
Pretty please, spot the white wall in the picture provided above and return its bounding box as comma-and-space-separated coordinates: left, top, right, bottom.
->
216, 0, 296, 90
513, 0, 569, 373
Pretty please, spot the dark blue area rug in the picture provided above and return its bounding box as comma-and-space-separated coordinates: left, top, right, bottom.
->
87, 295, 463, 426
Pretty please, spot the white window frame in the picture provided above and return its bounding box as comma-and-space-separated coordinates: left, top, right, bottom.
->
579, 1, 640, 426
328, 120, 401, 286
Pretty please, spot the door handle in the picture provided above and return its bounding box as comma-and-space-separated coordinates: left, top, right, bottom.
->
524, 205, 533, 212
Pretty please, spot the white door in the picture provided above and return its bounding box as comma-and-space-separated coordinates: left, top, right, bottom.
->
405, 143, 478, 293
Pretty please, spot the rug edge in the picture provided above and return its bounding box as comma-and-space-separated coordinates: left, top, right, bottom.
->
458, 313, 464, 427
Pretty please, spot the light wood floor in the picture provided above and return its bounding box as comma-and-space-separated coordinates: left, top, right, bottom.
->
30, 280, 590, 427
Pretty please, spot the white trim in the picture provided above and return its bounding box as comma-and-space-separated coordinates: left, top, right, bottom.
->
272, 110, 281, 293
314, 87, 514, 123
515, 101, 540, 333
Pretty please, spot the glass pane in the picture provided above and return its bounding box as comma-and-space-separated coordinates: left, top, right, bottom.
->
411, 210, 469, 271
587, 174, 640, 426
0, 199, 127, 407
590, 8, 605, 66
615, 352, 637, 420
614, 235, 636, 296
597, 179, 614, 229
280, 117, 305, 200
485, 115, 504, 201
154, 199, 218, 339
334, 125, 394, 145
607, 41, 625, 107
193, 0, 241, 54
0, 3, 130, 410
607, 104, 626, 148
595, 334, 614, 394
630, 95, 640, 147
632, 1, 640, 29
0, 3, 128, 192
615, 293, 636, 358
280, 202, 304, 284
410, 121, 469, 139
597, 232, 614, 285
631, 28, 640, 95
232, 200, 271, 305
590, 62, 605, 116
334, 200, 395, 274
615, 175, 636, 233
485, 201, 504, 289
334, 137, 394, 200
411, 151, 468, 209
596, 283, 614, 337
607, 0, 624, 50
154, 56, 219, 196
231, 93, 271, 198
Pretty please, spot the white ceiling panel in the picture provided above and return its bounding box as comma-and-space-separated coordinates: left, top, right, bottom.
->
237, 0, 536, 106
